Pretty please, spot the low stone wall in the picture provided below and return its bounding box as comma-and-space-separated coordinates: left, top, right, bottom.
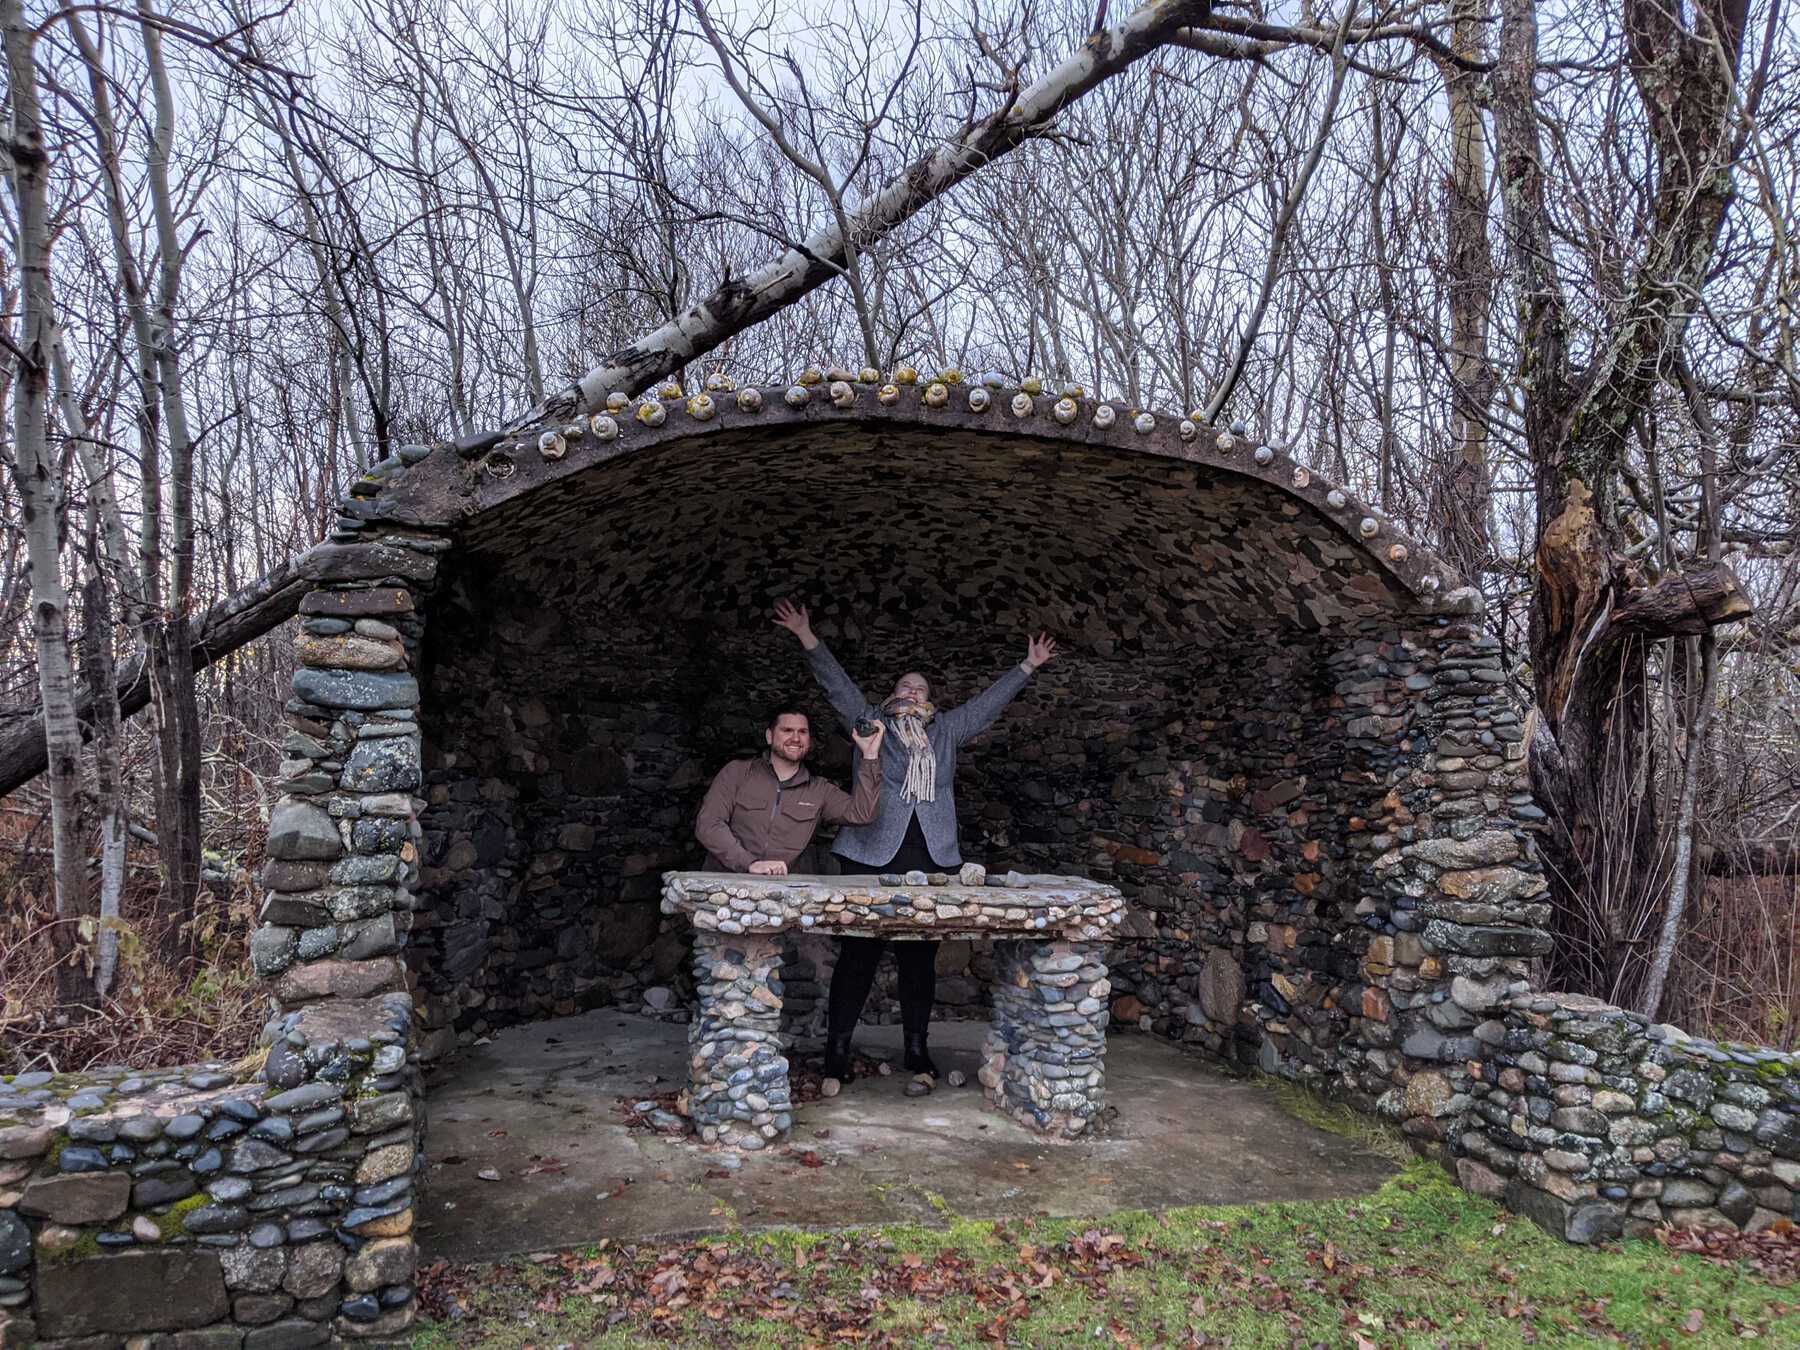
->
0, 994, 420, 1349
1453, 992, 1800, 1242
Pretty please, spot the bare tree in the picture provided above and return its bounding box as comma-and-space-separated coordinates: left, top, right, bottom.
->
3, 0, 94, 1004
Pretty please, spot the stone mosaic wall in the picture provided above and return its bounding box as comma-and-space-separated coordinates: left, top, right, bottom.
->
1458, 993, 1800, 1241
0, 994, 419, 1348
407, 601, 1347, 1051
381, 401, 1560, 1177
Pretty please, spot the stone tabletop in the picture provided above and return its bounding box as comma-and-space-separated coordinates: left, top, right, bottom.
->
660, 869, 1126, 941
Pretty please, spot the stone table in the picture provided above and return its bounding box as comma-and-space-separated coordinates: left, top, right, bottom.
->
660, 870, 1127, 1149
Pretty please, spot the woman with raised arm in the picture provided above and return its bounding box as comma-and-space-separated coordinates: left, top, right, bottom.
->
774, 598, 1057, 1091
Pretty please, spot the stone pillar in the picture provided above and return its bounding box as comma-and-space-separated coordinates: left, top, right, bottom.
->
981, 939, 1110, 1138
254, 541, 440, 1016
248, 535, 440, 1341
686, 932, 793, 1150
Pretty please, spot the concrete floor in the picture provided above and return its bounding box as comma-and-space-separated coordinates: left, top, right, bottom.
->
420, 1012, 1396, 1263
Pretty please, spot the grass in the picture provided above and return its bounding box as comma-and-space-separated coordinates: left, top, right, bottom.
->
1256, 1076, 1414, 1166
409, 1162, 1797, 1348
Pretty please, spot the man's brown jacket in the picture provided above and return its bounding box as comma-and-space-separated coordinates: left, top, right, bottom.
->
694, 753, 880, 872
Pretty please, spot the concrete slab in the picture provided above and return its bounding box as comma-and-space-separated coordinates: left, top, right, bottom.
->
420, 1012, 1396, 1263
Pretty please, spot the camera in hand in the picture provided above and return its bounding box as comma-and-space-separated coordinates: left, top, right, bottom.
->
854, 716, 880, 737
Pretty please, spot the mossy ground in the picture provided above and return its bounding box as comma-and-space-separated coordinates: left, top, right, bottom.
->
409, 1162, 1796, 1348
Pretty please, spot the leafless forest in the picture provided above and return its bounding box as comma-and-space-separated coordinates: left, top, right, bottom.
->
2, 0, 1797, 1069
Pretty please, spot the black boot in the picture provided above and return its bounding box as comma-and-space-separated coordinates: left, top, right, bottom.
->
822, 1030, 854, 1081
903, 1031, 939, 1079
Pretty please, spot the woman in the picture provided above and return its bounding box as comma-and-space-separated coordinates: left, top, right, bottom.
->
774, 598, 1056, 1086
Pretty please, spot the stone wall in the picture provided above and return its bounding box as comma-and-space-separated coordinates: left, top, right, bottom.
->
1457, 993, 1800, 1241
405, 565, 1355, 1059
392, 403, 1460, 1058
1043, 612, 1554, 1130
400, 535, 1558, 1153
0, 994, 420, 1349
0, 518, 445, 1347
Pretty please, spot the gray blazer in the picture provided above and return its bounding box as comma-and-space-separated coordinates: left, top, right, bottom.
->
804, 640, 1031, 869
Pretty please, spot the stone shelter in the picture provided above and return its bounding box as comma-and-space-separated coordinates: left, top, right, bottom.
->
1, 367, 1795, 1347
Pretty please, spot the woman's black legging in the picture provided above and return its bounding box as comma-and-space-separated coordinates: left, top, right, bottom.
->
826, 817, 941, 1037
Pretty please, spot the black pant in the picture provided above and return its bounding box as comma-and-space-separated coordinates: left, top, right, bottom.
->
826, 817, 941, 1038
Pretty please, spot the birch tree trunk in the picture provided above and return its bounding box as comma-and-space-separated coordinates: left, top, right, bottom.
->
3, 0, 96, 1006
140, 0, 207, 967
55, 338, 131, 997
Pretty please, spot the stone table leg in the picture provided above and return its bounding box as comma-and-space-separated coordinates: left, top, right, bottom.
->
687, 931, 793, 1150
981, 939, 1109, 1137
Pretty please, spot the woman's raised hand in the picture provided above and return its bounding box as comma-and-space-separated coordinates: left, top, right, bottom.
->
1024, 632, 1058, 672
773, 597, 816, 647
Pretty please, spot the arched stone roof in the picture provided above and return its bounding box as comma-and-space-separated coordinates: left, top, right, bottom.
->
363, 372, 1479, 642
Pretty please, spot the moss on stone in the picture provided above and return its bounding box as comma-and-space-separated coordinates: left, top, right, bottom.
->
155, 1191, 211, 1238
38, 1229, 103, 1264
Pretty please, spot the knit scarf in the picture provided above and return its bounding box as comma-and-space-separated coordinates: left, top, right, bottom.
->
882, 697, 937, 803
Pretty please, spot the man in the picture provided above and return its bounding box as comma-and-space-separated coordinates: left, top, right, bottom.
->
695, 704, 885, 875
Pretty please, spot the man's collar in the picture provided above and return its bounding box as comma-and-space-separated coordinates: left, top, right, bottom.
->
762, 751, 811, 784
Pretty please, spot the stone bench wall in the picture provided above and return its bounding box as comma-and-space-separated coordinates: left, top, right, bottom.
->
1454, 992, 1800, 1242
0, 994, 421, 1349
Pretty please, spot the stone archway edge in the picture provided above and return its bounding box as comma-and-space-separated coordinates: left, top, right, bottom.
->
353, 371, 1483, 614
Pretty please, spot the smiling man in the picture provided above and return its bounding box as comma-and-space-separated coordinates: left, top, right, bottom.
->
694, 704, 885, 876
